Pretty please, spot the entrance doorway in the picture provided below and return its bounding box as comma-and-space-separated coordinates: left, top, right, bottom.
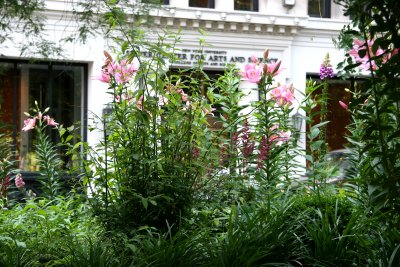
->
307, 76, 362, 151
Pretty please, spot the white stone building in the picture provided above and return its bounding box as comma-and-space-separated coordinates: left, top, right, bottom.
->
0, 0, 352, 170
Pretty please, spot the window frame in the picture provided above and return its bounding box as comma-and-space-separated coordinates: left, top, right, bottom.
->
234, 0, 259, 12
189, 0, 215, 9
0, 58, 88, 164
141, 0, 169, 4
308, 0, 331, 18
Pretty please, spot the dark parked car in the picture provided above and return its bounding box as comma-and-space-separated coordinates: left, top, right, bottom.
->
325, 149, 353, 184
289, 149, 353, 189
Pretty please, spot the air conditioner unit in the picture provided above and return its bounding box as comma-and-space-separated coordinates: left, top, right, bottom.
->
283, 0, 296, 7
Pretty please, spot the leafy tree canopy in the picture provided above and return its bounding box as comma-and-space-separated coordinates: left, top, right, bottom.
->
0, 0, 165, 58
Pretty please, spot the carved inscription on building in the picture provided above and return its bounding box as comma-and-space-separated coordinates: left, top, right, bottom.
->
141, 49, 278, 67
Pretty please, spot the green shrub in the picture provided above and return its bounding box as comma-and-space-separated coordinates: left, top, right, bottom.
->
0, 196, 103, 266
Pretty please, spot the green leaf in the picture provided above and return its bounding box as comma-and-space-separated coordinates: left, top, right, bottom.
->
59, 128, 66, 137
309, 128, 320, 140
310, 140, 324, 151
305, 154, 314, 163
358, 49, 367, 58
141, 197, 148, 209
65, 135, 73, 143
73, 142, 82, 150
312, 121, 330, 129
121, 41, 128, 53
125, 243, 137, 253
16, 240, 27, 248
344, 62, 361, 70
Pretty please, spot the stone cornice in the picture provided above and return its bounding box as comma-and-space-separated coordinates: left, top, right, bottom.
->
149, 7, 306, 35
149, 6, 349, 36
41, 1, 350, 37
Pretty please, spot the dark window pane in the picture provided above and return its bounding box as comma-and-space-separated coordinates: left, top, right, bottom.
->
141, 0, 166, 4
235, 0, 253, 11
0, 63, 18, 134
189, 0, 210, 8
308, 0, 330, 18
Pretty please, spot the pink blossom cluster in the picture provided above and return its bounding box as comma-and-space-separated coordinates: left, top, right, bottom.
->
115, 93, 133, 103
163, 82, 189, 106
162, 83, 191, 110
15, 173, 25, 189
164, 83, 217, 114
269, 125, 291, 146
270, 84, 294, 106
97, 52, 139, 84
263, 60, 284, 77
257, 126, 291, 169
270, 130, 291, 146
348, 38, 399, 71
22, 113, 59, 132
348, 38, 384, 71
176, 88, 189, 103
112, 92, 145, 111
240, 54, 284, 84
202, 106, 216, 116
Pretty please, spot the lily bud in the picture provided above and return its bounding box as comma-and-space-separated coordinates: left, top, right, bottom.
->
339, 101, 348, 110
263, 64, 269, 75
263, 48, 269, 60
103, 51, 113, 66
272, 60, 281, 75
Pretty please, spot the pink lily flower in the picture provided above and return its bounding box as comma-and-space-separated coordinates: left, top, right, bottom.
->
241, 63, 263, 83
269, 130, 291, 146
44, 115, 59, 126
348, 38, 384, 70
271, 84, 294, 106
22, 117, 37, 131
264, 60, 284, 77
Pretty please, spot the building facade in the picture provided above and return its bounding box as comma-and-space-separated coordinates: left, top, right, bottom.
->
0, 0, 351, 170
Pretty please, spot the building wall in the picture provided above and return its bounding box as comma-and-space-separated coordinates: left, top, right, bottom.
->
0, 0, 350, 159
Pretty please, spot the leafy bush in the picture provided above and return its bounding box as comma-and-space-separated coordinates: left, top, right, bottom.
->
0, 196, 102, 266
